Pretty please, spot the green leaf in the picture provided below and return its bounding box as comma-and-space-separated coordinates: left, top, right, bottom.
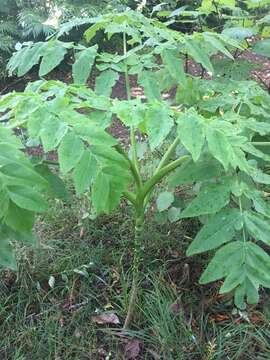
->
185, 38, 214, 73
74, 123, 117, 146
73, 150, 97, 194
161, 49, 187, 85
91, 172, 110, 214
35, 164, 68, 200
0, 163, 48, 189
16, 42, 46, 77
244, 211, 270, 245
177, 109, 205, 162
40, 116, 68, 152
138, 71, 161, 101
95, 69, 119, 97
180, 179, 231, 218
58, 132, 84, 174
220, 264, 245, 293
39, 41, 69, 77
5, 202, 35, 233
253, 39, 270, 58
7, 186, 48, 212
169, 155, 223, 186
187, 208, 241, 255
222, 27, 255, 41
200, 241, 244, 284
72, 45, 98, 84
156, 191, 174, 212
206, 127, 232, 170
146, 102, 174, 150
203, 33, 234, 60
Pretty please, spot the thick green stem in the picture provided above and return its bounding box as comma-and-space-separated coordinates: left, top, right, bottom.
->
155, 137, 180, 173
115, 144, 142, 189
143, 137, 180, 207
123, 208, 144, 329
142, 155, 190, 202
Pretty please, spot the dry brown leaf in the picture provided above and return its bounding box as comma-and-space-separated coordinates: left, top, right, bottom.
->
124, 338, 141, 359
92, 312, 120, 325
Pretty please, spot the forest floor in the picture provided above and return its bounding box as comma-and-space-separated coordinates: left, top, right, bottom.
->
1, 49, 270, 359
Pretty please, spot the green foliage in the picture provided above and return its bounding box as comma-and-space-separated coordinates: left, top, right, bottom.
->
1, 7, 270, 317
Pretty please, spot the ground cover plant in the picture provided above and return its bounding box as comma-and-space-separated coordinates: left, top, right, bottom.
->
1, 4, 270, 359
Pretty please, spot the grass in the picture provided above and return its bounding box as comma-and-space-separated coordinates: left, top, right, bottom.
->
1, 190, 270, 359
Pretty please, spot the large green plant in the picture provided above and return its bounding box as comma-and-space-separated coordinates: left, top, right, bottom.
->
1, 9, 270, 328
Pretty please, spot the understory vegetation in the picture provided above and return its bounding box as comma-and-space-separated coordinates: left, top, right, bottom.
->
1, 1, 270, 359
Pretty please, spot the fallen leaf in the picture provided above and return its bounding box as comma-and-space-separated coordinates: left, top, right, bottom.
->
124, 338, 141, 359
92, 312, 120, 325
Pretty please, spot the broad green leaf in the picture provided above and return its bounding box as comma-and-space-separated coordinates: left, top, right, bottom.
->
91, 172, 110, 214
5, 202, 35, 233
112, 100, 145, 127
91, 145, 129, 168
220, 264, 245, 293
40, 116, 68, 152
73, 150, 97, 194
95, 69, 119, 97
185, 38, 214, 73
138, 71, 161, 101
7, 186, 48, 212
161, 49, 187, 85
206, 127, 232, 170
17, 42, 46, 77
74, 123, 117, 146
222, 27, 255, 41
156, 191, 174, 212
200, 241, 244, 284
169, 156, 223, 186
245, 190, 270, 219
187, 208, 241, 255
35, 164, 68, 200
177, 109, 205, 162
72, 45, 98, 84
146, 102, 174, 150
203, 33, 234, 60
58, 132, 84, 174
180, 179, 231, 218
0, 163, 48, 188
253, 39, 270, 58
244, 211, 270, 245
39, 41, 69, 77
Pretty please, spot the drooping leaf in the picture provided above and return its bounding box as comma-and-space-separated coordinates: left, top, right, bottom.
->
146, 102, 174, 150
161, 48, 187, 85
177, 109, 205, 162
180, 179, 232, 218
7, 186, 48, 212
39, 41, 69, 77
138, 71, 161, 101
58, 131, 84, 174
206, 127, 232, 170
73, 150, 97, 194
169, 155, 223, 186
200, 241, 244, 284
187, 208, 241, 255
95, 69, 119, 97
72, 45, 98, 84
185, 38, 214, 73
244, 211, 270, 245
